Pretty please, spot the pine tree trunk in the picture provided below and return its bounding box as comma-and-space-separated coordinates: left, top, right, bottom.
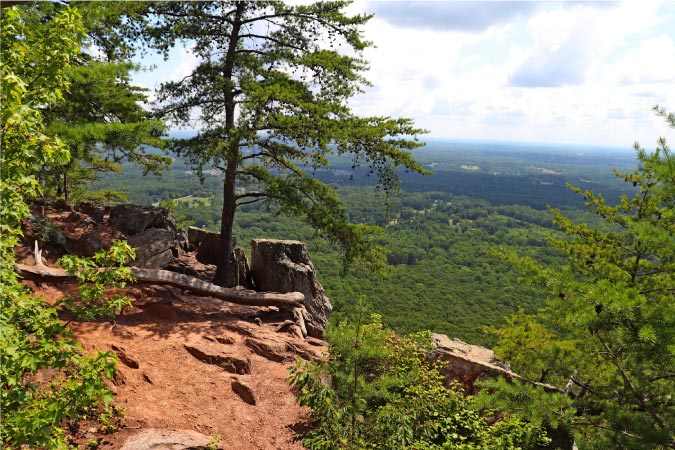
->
213, 2, 245, 288
214, 156, 238, 287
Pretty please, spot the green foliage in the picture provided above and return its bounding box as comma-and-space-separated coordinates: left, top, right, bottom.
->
20, 2, 170, 202
486, 108, 675, 449
159, 198, 195, 230
57, 242, 135, 321
0, 6, 133, 448
129, 1, 428, 285
289, 309, 546, 449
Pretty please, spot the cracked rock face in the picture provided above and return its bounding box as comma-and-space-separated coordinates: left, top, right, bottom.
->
119, 428, 214, 450
249, 239, 332, 338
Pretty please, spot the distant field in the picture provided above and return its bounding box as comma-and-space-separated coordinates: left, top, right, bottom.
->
175, 195, 212, 207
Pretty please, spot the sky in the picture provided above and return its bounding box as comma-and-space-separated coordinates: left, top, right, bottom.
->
132, 0, 675, 148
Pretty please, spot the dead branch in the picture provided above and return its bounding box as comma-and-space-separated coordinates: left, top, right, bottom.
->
16, 263, 305, 310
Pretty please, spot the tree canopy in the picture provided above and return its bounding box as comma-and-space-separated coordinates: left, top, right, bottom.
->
130, 0, 428, 285
484, 106, 675, 449
20, 2, 170, 202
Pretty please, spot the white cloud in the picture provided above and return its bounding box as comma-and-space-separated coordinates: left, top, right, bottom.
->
346, 0, 675, 146
610, 35, 675, 84
169, 45, 200, 83
131, 0, 675, 146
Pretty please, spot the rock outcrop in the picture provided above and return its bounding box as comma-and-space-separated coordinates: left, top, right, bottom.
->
428, 333, 515, 395
109, 204, 177, 237
250, 239, 332, 338
128, 228, 177, 269
120, 429, 215, 450
183, 341, 252, 375
187, 226, 253, 288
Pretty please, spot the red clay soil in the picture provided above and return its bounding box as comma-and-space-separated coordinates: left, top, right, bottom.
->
18, 204, 325, 449
27, 280, 323, 450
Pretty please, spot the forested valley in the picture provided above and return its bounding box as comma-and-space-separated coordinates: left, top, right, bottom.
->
91, 138, 638, 345
4, 1, 673, 448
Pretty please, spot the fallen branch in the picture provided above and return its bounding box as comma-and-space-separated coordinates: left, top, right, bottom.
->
16, 263, 305, 310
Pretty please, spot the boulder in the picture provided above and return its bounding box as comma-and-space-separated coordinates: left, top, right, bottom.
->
109, 204, 176, 237
120, 428, 215, 450
250, 239, 332, 338
186, 227, 253, 287
75, 202, 106, 223
64, 231, 103, 257
128, 228, 177, 269
187, 226, 220, 260
428, 333, 515, 395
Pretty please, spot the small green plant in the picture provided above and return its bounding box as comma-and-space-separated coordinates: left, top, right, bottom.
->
57, 241, 136, 321
289, 307, 548, 449
206, 434, 222, 450
98, 404, 125, 435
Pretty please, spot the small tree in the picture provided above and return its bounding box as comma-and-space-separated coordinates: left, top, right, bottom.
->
132, 1, 428, 286
11, 2, 171, 200
485, 106, 675, 449
289, 311, 547, 449
1, 6, 134, 447
26, 2, 170, 202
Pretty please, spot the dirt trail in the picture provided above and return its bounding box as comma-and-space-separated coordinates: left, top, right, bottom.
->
31, 282, 322, 449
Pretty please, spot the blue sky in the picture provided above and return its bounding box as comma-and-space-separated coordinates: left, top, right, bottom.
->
132, 0, 675, 148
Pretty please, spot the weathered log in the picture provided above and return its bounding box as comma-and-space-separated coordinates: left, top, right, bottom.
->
16, 264, 305, 310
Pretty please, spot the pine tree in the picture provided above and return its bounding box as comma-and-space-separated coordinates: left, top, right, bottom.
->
486, 106, 675, 449
21, 2, 170, 202
130, 1, 428, 286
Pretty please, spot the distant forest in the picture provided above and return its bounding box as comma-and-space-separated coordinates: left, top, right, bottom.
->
92, 139, 638, 345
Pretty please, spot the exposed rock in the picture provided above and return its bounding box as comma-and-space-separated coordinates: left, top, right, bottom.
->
119, 428, 214, 450
128, 228, 177, 269
112, 345, 140, 369
187, 227, 253, 288
245, 336, 319, 362
187, 226, 220, 261
250, 239, 332, 338
244, 337, 289, 362
183, 342, 251, 374
75, 202, 106, 223
305, 336, 328, 347
224, 320, 259, 337
428, 333, 516, 395
64, 230, 103, 257
231, 379, 257, 405
112, 370, 126, 386
109, 204, 177, 237
204, 335, 236, 345
275, 320, 295, 333
66, 211, 95, 227
215, 335, 236, 345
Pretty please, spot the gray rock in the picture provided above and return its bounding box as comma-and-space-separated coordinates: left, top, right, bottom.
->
64, 231, 103, 257
120, 428, 214, 450
76, 202, 106, 223
109, 204, 177, 237
128, 228, 177, 269
186, 227, 253, 287
250, 239, 332, 338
